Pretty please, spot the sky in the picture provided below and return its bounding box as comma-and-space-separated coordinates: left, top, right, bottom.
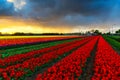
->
0, 0, 120, 33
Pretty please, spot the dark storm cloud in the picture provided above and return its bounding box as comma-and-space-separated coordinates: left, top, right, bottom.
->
0, 0, 15, 15
1, 0, 120, 26
22, 0, 118, 25
26, 0, 114, 18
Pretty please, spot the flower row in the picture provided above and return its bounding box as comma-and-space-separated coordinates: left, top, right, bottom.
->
0, 36, 94, 79
0, 36, 80, 47
35, 36, 99, 80
91, 36, 120, 80
0, 38, 86, 67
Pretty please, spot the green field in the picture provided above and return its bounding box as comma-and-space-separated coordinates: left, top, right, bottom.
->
108, 36, 120, 42
0, 38, 80, 58
103, 35, 120, 53
0, 36, 119, 80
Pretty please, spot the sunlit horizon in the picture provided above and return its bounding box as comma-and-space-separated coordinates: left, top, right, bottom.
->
0, 18, 119, 34
0, 0, 120, 34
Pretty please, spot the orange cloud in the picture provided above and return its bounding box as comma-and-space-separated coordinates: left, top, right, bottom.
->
0, 16, 72, 34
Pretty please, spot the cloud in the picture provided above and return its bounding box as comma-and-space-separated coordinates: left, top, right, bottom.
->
0, 0, 15, 15
25, 0, 114, 17
1, 0, 120, 26
20, 0, 119, 25
7, 0, 26, 10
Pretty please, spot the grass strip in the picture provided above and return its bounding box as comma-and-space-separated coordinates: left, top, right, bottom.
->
0, 38, 80, 58
108, 36, 120, 42
103, 36, 120, 53
0, 38, 80, 50
22, 39, 90, 80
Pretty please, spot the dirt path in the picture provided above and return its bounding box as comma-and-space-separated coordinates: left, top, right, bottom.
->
25, 39, 91, 80
79, 38, 99, 80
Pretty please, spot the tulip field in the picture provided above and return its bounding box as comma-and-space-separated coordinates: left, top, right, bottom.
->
0, 36, 120, 80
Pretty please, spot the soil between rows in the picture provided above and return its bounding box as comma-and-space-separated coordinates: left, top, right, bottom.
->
79, 37, 99, 80
25, 39, 91, 80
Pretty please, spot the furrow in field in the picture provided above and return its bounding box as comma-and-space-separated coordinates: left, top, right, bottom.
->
25, 37, 95, 80
0, 38, 86, 68
0, 37, 81, 49
91, 36, 120, 80
0, 36, 93, 80
108, 36, 120, 42
35, 36, 99, 80
79, 36, 99, 80
0, 38, 81, 58
103, 36, 120, 54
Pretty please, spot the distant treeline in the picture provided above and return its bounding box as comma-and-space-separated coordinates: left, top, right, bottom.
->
0, 29, 120, 36
0, 32, 82, 36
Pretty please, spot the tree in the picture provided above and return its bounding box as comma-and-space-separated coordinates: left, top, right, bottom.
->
116, 29, 120, 34
91, 30, 95, 33
0, 32, 2, 35
93, 30, 101, 35
13, 32, 25, 35
106, 32, 111, 35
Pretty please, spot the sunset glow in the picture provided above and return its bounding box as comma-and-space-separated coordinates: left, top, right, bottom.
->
0, 1, 120, 80
0, 17, 72, 34
0, 0, 120, 34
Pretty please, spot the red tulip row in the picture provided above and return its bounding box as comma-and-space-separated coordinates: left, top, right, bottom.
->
0, 37, 88, 67
91, 36, 120, 80
0, 36, 80, 47
0, 36, 94, 79
35, 36, 99, 80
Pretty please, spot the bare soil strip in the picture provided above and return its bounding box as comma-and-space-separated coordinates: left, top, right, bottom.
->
25, 39, 91, 80
79, 38, 99, 80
